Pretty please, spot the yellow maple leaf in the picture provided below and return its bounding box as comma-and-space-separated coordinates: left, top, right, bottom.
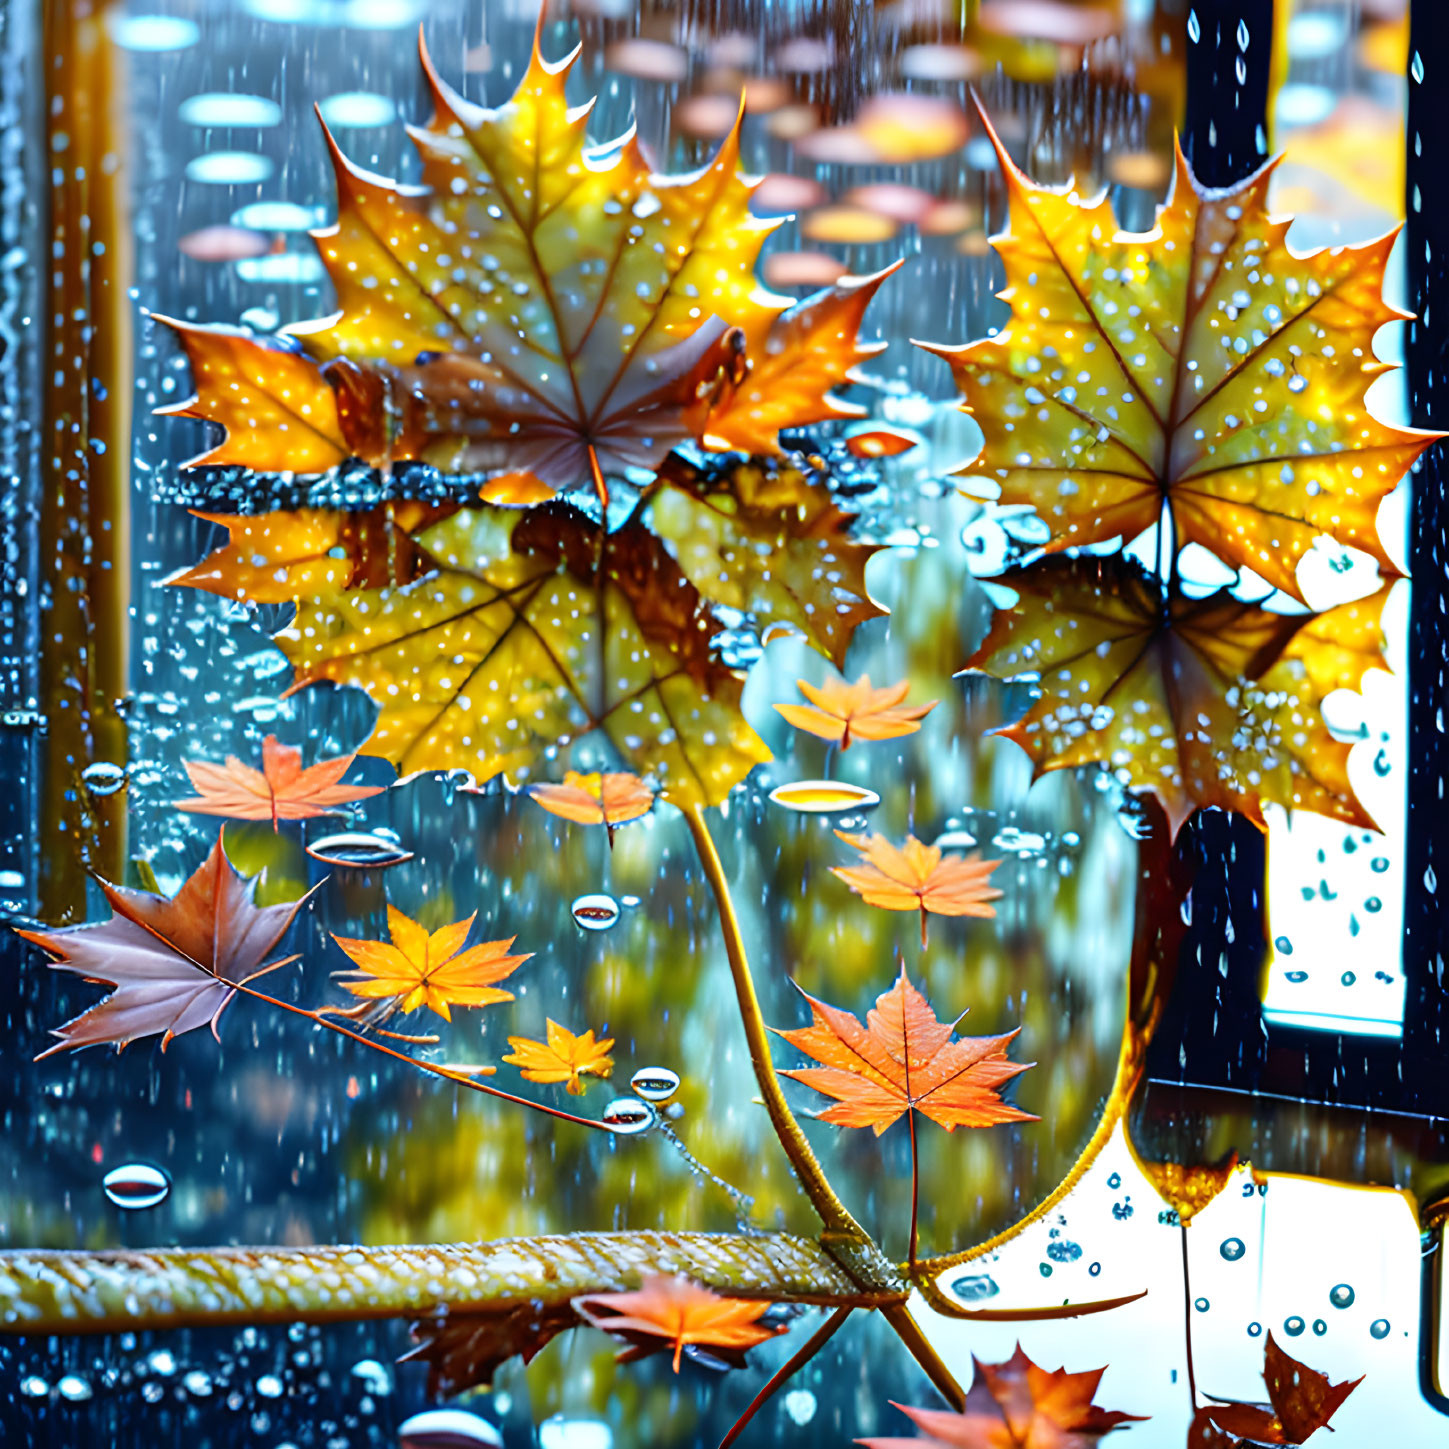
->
774, 673, 936, 749
529, 772, 655, 829
919, 121, 1436, 603
330, 905, 530, 1022
503, 1019, 615, 1095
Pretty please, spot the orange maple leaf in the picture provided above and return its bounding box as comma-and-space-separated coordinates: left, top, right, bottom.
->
918, 122, 1437, 604
528, 772, 654, 829
503, 1019, 614, 1095
17, 835, 310, 1056
862, 1343, 1145, 1448
775, 967, 1035, 1136
175, 734, 384, 830
775, 673, 937, 750
573, 1274, 784, 1373
832, 831, 1003, 946
161, 32, 892, 493
1189, 1333, 1362, 1447
330, 905, 530, 1023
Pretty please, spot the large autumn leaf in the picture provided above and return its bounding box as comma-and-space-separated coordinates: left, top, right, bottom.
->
1189, 1333, 1361, 1447
775, 967, 1035, 1135
919, 126, 1435, 602
166, 503, 446, 604
863, 1344, 1145, 1448
647, 455, 883, 666
162, 33, 892, 488
277, 503, 771, 806
17, 835, 310, 1056
175, 734, 384, 828
573, 1274, 784, 1372
967, 556, 1392, 835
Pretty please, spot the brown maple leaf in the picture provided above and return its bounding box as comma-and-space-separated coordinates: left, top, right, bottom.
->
861, 1343, 1145, 1448
966, 556, 1392, 836
503, 1020, 615, 1095
330, 905, 530, 1023
17, 835, 310, 1057
775, 967, 1036, 1136
175, 734, 384, 830
1189, 1333, 1362, 1447
402, 1302, 578, 1397
528, 772, 655, 829
573, 1274, 784, 1373
775, 673, 937, 749
832, 831, 1003, 946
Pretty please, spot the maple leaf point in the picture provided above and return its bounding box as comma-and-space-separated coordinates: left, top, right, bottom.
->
832, 830, 1003, 946
774, 967, 1036, 1136
775, 673, 937, 750
573, 1274, 784, 1373
17, 835, 312, 1058
503, 1019, 615, 1095
175, 734, 383, 830
861, 1342, 1146, 1448
330, 904, 530, 1023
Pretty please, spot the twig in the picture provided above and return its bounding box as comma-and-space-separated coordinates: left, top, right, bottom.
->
718, 1306, 852, 1449
235, 984, 618, 1133
1181, 1225, 1198, 1409
682, 805, 869, 1246
881, 1301, 965, 1410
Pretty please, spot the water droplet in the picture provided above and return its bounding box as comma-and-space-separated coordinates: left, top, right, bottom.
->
600, 1097, 654, 1133
768, 780, 880, 814
1412, 50, 1425, 84
1107, 1172, 1122, 1189
20, 1376, 48, 1398
572, 894, 620, 931
1039, 1263, 1053, 1277
783, 1388, 817, 1425
183, 1370, 213, 1396
990, 826, 1047, 854
1220, 1237, 1246, 1261
1285, 970, 1309, 983
949, 1273, 999, 1303
1371, 857, 1390, 873
57, 1375, 92, 1402
1274, 935, 1293, 955
1284, 1316, 1306, 1337
1364, 897, 1382, 913
255, 1374, 283, 1398
147, 1349, 176, 1375
1329, 1283, 1355, 1309
305, 833, 414, 869
1088, 1262, 1101, 1277
1370, 1319, 1390, 1339
351, 1358, 391, 1395
1236, 18, 1250, 49
81, 761, 127, 796
102, 1162, 170, 1210
1247, 1321, 1262, 1337
1046, 1239, 1082, 1263
629, 1067, 680, 1103
401, 1409, 505, 1448
1313, 1318, 1328, 1335
1194, 1298, 1210, 1312
1187, 9, 1201, 44
538, 1417, 610, 1449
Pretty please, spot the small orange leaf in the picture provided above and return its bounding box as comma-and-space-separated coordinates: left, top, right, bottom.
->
861, 1343, 1145, 1448
832, 831, 1002, 946
1189, 1333, 1362, 1446
775, 967, 1035, 1136
846, 428, 919, 459
529, 772, 654, 828
573, 1274, 784, 1373
175, 735, 384, 831
503, 1019, 615, 1095
330, 905, 530, 1023
775, 674, 937, 750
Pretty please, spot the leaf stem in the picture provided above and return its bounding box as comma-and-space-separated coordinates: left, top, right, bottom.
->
1181, 1224, 1198, 1410
717, 1306, 852, 1449
587, 442, 610, 509
682, 804, 869, 1246
235, 984, 617, 1133
881, 1301, 965, 1410
908, 1108, 920, 1271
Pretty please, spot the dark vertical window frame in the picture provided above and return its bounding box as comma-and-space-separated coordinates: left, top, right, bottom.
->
1139, 0, 1449, 1121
